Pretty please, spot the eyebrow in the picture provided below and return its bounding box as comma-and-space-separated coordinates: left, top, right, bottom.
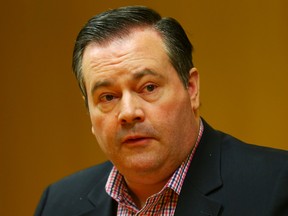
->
132, 69, 162, 80
91, 69, 163, 95
91, 80, 113, 96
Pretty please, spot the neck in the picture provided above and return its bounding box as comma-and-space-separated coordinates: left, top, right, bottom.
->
124, 175, 171, 209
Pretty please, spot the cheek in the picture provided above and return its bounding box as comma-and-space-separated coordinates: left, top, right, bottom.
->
157, 92, 191, 118
153, 94, 193, 134
90, 112, 117, 147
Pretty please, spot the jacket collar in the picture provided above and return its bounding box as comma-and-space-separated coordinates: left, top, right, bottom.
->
86, 170, 117, 216
174, 119, 223, 216
70, 162, 117, 216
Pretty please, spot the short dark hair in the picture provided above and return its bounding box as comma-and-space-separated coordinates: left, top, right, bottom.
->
72, 6, 194, 107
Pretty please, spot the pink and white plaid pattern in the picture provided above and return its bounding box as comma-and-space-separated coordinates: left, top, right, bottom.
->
105, 120, 204, 215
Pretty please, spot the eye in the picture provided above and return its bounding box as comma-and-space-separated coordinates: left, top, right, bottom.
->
143, 84, 157, 93
99, 94, 116, 103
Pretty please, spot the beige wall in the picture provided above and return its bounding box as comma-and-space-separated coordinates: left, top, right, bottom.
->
1, 0, 287, 215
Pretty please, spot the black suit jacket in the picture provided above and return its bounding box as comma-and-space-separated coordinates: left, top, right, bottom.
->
35, 120, 288, 216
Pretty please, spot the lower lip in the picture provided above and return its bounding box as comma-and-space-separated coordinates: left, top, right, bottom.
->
123, 138, 153, 147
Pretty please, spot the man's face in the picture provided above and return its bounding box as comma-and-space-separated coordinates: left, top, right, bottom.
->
82, 28, 200, 184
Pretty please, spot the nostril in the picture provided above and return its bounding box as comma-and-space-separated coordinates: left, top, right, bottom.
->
119, 116, 143, 126
134, 117, 142, 121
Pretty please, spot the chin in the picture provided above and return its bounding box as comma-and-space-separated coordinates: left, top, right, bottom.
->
120, 156, 162, 174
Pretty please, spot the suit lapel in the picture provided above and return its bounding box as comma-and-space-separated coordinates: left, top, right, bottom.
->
85, 176, 117, 216
174, 188, 222, 216
71, 163, 117, 216
74, 196, 116, 216
174, 119, 223, 216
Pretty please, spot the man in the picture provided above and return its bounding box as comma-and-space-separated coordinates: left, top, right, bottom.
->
35, 6, 288, 216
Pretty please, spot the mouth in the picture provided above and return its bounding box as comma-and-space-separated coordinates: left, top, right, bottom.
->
122, 135, 153, 146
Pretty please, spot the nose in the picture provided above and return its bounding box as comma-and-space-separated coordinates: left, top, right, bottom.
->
118, 92, 145, 125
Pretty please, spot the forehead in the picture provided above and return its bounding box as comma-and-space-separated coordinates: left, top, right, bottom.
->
82, 28, 167, 67
81, 27, 174, 93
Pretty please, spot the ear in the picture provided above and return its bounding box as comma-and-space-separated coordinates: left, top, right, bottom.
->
187, 67, 200, 112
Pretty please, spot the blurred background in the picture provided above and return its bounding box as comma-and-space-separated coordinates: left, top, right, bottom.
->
1, 0, 287, 215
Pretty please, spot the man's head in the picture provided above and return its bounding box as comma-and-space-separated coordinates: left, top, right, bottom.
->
72, 6, 194, 107
72, 5, 200, 185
